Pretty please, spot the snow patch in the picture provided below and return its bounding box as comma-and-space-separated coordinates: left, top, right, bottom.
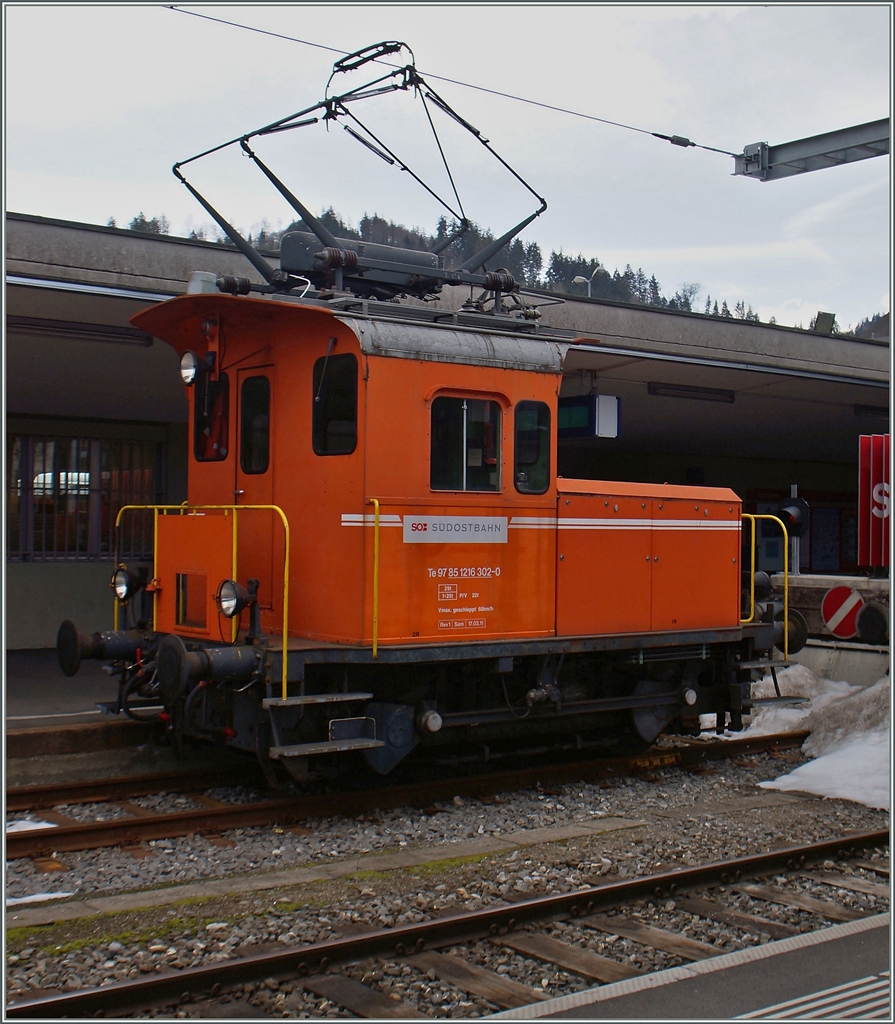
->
5, 819, 59, 833
7, 891, 74, 906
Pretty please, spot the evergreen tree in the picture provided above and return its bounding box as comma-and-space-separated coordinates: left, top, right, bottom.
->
522, 242, 543, 285
128, 212, 169, 234
853, 313, 885, 337
673, 283, 700, 312
648, 274, 663, 307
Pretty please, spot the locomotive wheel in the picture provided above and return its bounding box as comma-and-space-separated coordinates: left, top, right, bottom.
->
631, 679, 678, 744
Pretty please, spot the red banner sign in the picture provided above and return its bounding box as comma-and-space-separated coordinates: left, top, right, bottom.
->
858, 434, 889, 567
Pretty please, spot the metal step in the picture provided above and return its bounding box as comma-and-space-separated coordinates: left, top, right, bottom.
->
269, 738, 385, 759
263, 692, 373, 708
738, 660, 795, 669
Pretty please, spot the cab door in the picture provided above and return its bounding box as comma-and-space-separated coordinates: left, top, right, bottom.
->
235, 367, 275, 610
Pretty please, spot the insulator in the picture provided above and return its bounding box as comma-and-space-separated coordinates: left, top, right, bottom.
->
483, 270, 516, 292
216, 275, 251, 295
314, 247, 359, 270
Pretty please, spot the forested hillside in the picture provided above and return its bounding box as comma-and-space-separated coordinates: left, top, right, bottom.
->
116, 209, 882, 333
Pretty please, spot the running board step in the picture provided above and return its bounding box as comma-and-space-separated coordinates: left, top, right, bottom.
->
738, 660, 795, 669
269, 739, 385, 758
263, 692, 373, 708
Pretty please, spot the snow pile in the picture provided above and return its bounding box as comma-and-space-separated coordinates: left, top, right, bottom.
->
749, 666, 890, 811
742, 664, 859, 737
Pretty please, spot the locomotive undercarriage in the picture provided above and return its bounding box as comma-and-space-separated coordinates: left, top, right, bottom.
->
59, 620, 775, 786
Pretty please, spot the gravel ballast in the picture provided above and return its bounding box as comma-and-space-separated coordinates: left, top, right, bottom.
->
5, 745, 889, 1016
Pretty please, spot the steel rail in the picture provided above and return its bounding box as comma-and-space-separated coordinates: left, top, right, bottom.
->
6, 829, 888, 1019
5, 764, 266, 813
6, 732, 809, 858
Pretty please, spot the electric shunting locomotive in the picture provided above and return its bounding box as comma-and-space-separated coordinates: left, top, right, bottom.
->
56, 42, 805, 784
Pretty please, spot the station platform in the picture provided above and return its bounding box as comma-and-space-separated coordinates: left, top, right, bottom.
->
491, 914, 890, 1019
5, 648, 125, 729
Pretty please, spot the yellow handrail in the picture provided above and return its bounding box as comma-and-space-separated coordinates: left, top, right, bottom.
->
741, 513, 790, 660
369, 498, 380, 659
114, 503, 291, 696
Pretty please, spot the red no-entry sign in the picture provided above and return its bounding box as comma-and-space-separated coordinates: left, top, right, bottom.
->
821, 586, 864, 640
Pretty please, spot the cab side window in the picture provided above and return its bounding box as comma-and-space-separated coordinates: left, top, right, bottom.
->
240, 376, 270, 474
194, 372, 229, 462
313, 353, 357, 455
431, 397, 501, 491
514, 401, 550, 494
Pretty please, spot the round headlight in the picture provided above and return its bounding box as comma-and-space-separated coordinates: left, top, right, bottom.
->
216, 579, 249, 618
111, 567, 140, 601
180, 350, 200, 386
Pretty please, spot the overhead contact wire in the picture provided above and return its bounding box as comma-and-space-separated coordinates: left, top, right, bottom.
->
167, 6, 738, 157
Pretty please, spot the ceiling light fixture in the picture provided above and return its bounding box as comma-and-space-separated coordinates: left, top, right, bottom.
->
647, 382, 735, 403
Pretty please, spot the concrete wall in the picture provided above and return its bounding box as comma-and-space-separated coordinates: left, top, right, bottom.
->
5, 561, 151, 649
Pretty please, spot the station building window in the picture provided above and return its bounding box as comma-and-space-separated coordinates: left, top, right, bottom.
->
6, 434, 160, 562
195, 372, 229, 461
430, 397, 501, 492
313, 353, 357, 455
514, 401, 550, 494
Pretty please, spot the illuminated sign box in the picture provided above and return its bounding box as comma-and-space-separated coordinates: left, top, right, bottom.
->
558, 395, 619, 439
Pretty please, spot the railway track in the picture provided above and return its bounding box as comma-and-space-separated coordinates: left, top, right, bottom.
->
6, 830, 888, 1019
6, 731, 809, 859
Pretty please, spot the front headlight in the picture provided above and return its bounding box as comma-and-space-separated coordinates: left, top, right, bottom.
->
111, 567, 141, 601
216, 579, 250, 618
180, 350, 201, 386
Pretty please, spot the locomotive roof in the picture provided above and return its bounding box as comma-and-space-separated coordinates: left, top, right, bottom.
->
131, 291, 578, 374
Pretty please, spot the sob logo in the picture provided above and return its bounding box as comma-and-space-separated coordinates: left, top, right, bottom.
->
403, 515, 508, 544
872, 482, 890, 519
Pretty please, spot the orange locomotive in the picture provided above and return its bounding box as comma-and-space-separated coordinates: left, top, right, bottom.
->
56, 42, 794, 782
57, 286, 787, 783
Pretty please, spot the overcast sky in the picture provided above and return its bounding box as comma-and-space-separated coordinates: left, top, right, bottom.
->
4, 3, 891, 329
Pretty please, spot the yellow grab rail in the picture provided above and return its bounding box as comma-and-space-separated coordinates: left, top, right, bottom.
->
741, 513, 790, 660
114, 503, 291, 697
369, 498, 380, 659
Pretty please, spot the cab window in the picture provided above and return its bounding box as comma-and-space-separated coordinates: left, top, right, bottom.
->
313, 353, 357, 455
240, 376, 270, 474
194, 372, 229, 462
430, 397, 501, 491
514, 401, 550, 494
